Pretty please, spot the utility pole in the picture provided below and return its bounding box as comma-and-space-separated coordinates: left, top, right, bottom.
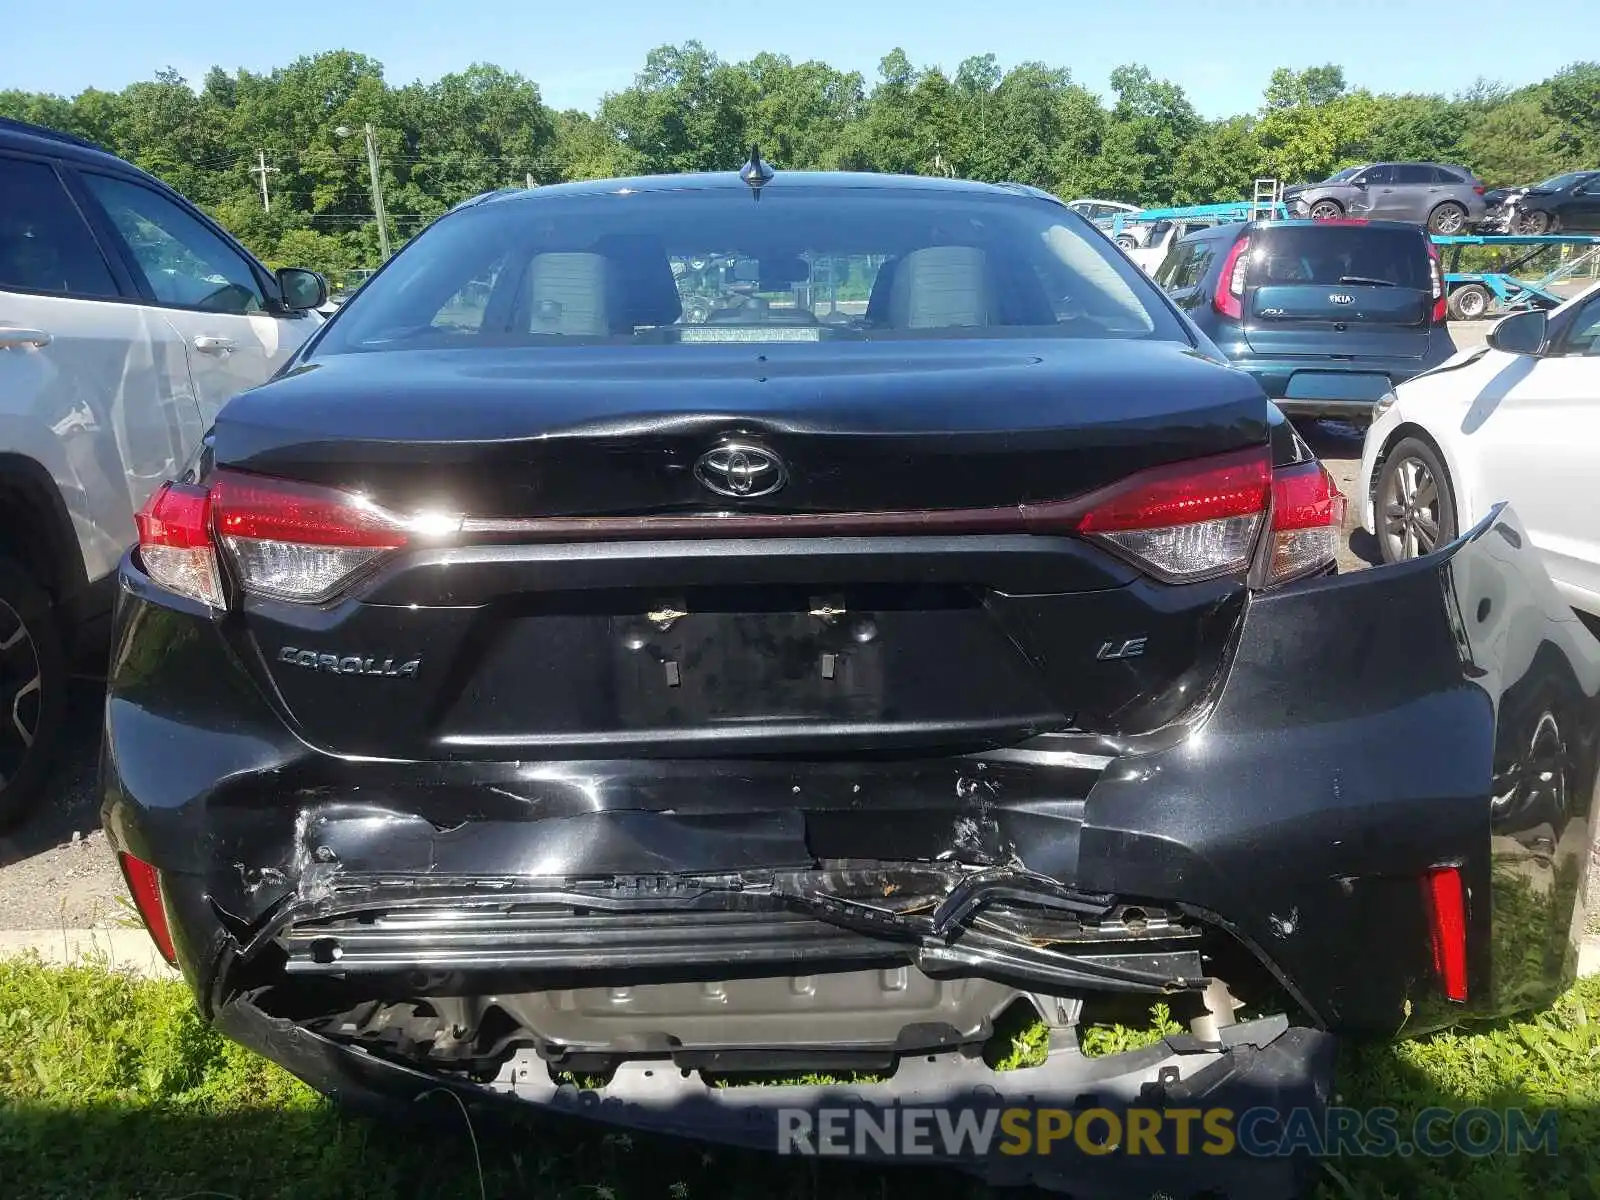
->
249, 150, 279, 213
361, 122, 392, 261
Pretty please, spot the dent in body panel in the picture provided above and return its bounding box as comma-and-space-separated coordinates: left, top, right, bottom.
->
0, 292, 202, 582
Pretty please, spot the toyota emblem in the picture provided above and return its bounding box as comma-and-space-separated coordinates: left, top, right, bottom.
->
694, 443, 787, 499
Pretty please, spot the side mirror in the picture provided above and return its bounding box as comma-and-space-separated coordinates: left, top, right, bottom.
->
277, 267, 328, 312
1350, 178, 1369, 189
1487, 309, 1548, 356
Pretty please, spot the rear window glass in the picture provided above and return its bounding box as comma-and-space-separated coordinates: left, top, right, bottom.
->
317, 187, 1185, 354
1246, 226, 1430, 291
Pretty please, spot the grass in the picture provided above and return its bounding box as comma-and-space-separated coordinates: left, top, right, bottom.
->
3, 956, 1600, 1199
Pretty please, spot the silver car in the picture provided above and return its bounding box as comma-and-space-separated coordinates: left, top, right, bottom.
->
1282, 162, 1488, 233
0, 118, 326, 826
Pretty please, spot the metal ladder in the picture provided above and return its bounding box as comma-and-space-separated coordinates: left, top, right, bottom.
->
1251, 179, 1282, 222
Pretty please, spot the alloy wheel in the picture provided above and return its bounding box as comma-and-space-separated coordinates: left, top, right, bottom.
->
0, 597, 43, 790
1309, 201, 1341, 220
1381, 455, 1443, 560
1433, 205, 1465, 234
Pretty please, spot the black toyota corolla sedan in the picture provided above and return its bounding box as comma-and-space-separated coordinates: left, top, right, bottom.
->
103, 162, 1596, 1196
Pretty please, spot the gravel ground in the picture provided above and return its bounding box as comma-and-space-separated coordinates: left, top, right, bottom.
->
0, 315, 1581, 937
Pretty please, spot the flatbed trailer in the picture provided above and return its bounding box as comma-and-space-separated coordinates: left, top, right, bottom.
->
1429, 232, 1600, 318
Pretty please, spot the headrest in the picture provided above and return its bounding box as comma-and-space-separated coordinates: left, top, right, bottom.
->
522, 253, 609, 335
888, 246, 989, 329
593, 235, 683, 330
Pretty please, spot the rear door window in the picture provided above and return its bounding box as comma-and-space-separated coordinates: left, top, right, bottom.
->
1393, 165, 1434, 185
1247, 226, 1430, 291
0, 155, 119, 298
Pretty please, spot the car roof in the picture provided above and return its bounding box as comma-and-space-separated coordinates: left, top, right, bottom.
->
459, 170, 1064, 210
0, 116, 160, 181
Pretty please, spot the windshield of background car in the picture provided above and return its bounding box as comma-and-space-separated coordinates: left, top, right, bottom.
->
1245, 225, 1430, 291
315, 186, 1187, 353
1534, 172, 1588, 191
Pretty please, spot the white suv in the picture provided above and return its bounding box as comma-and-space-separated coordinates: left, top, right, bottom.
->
0, 118, 327, 826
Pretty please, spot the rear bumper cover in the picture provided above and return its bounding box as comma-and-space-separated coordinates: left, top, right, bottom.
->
103, 505, 1597, 1177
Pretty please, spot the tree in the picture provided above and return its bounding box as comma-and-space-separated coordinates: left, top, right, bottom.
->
1, 47, 1590, 270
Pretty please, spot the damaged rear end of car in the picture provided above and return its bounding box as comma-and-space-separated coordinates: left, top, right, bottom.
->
101, 174, 1597, 1198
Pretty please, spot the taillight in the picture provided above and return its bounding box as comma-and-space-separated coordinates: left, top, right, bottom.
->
1422, 865, 1467, 1002
1213, 236, 1250, 319
1263, 461, 1345, 585
136, 471, 439, 607
134, 482, 224, 608
1472, 184, 1486, 196
117, 851, 177, 966
211, 471, 419, 603
1072, 448, 1270, 582
1426, 242, 1447, 323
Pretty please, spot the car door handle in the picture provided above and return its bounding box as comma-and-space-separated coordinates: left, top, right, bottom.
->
192, 335, 236, 354
0, 326, 52, 349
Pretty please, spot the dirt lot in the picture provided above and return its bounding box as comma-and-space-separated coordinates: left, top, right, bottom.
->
0, 317, 1559, 935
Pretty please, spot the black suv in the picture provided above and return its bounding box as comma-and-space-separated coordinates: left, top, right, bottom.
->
1156, 218, 1457, 422
101, 166, 1595, 1193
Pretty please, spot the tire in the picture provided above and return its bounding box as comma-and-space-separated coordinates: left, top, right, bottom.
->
1114, 235, 1137, 251
1447, 283, 1491, 321
1375, 437, 1458, 566
1427, 201, 1468, 235
1517, 210, 1555, 235
0, 557, 67, 831
1308, 199, 1344, 220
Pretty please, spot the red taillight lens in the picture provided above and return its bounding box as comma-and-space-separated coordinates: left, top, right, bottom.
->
1071, 448, 1271, 582
1426, 243, 1447, 323
1264, 461, 1345, 584
1422, 865, 1468, 1002
135, 482, 224, 608
117, 851, 177, 966
211, 470, 419, 603
1213, 236, 1250, 319
1473, 185, 1486, 196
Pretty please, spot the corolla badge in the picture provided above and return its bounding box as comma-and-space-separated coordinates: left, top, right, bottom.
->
278, 647, 421, 678
1329, 293, 1355, 305
694, 443, 787, 498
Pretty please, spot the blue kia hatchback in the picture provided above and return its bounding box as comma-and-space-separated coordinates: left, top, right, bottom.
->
1154, 218, 1458, 422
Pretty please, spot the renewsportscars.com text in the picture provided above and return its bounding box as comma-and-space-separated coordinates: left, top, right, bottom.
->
776, 1105, 1558, 1159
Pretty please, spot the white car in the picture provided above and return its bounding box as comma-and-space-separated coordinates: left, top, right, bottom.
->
0, 117, 326, 825
1358, 282, 1600, 619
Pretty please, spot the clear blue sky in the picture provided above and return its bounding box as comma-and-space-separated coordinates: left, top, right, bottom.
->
9, 0, 1589, 117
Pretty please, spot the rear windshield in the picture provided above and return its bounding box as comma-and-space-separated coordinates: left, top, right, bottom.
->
1246, 226, 1430, 291
315, 186, 1186, 354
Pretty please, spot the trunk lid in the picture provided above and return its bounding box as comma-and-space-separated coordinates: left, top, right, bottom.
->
214, 338, 1266, 761
1241, 223, 1436, 361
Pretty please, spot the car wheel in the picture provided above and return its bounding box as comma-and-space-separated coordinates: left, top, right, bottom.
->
0, 558, 67, 831
1376, 438, 1457, 565
1517, 210, 1555, 235
1309, 200, 1344, 220
1427, 202, 1468, 235
1447, 283, 1491, 321
1115, 235, 1137, 250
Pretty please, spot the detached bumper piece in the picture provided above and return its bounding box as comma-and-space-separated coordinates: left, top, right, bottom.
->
218, 996, 1333, 1200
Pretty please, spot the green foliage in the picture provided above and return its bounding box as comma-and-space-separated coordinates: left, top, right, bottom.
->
3, 49, 1599, 273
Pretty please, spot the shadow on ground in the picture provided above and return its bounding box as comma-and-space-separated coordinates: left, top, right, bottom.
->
0, 679, 103, 869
